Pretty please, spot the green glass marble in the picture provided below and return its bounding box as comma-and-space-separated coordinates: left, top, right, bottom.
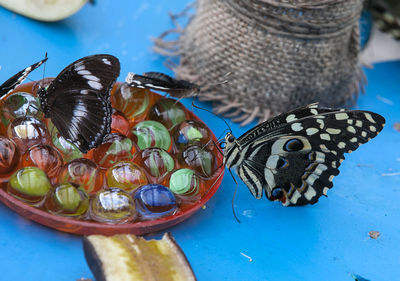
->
46, 183, 89, 216
90, 188, 136, 223
169, 168, 199, 195
140, 148, 174, 179
132, 120, 171, 151
1, 92, 42, 127
111, 83, 150, 119
148, 98, 187, 130
8, 167, 52, 204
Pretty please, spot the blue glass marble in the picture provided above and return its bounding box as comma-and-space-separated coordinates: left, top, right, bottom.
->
134, 184, 177, 220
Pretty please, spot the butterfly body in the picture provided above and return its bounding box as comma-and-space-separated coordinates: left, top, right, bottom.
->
224, 104, 385, 206
37, 54, 120, 153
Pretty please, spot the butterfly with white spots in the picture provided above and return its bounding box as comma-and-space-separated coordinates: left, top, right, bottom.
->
0, 57, 47, 98
223, 103, 385, 206
38, 54, 120, 153
125, 72, 200, 98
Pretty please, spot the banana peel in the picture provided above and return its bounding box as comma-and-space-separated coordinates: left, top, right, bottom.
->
0, 0, 89, 22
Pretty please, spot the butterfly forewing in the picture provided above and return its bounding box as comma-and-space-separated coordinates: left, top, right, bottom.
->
41, 54, 120, 153
125, 71, 200, 98
0, 58, 47, 98
226, 105, 385, 206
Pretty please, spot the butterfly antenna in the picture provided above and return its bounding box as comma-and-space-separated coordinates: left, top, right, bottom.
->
191, 100, 232, 133
228, 168, 241, 223
42, 52, 48, 82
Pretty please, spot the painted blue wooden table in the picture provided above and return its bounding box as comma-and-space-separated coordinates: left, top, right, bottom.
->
0, 1, 399, 280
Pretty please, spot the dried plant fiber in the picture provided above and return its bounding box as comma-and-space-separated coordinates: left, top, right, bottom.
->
154, 0, 365, 125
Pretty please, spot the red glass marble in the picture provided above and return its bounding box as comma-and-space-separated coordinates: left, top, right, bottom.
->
91, 133, 137, 169
111, 83, 153, 123
111, 109, 130, 136
7, 116, 51, 154
21, 144, 63, 181
0, 136, 20, 177
59, 158, 102, 194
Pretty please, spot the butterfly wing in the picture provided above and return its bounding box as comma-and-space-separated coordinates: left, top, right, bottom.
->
0, 58, 47, 98
43, 54, 120, 153
125, 71, 200, 98
231, 107, 385, 206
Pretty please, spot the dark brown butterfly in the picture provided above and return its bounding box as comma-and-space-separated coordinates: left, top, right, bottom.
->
37, 54, 120, 153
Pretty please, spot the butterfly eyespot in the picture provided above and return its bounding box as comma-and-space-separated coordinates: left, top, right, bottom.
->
276, 157, 289, 169
284, 138, 304, 152
271, 188, 284, 200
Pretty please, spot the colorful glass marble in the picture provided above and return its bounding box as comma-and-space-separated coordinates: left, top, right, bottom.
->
134, 184, 177, 220
111, 83, 151, 121
132, 120, 171, 151
1, 92, 42, 127
0, 136, 20, 176
172, 120, 212, 150
46, 120, 83, 161
91, 133, 136, 169
45, 183, 89, 217
7, 166, 52, 204
59, 158, 102, 194
139, 148, 174, 181
106, 161, 148, 192
7, 116, 50, 153
90, 188, 136, 223
148, 98, 187, 130
169, 169, 200, 196
179, 145, 217, 178
21, 144, 63, 180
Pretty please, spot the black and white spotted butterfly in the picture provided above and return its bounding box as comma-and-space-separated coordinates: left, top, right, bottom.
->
125, 72, 200, 98
37, 54, 120, 153
223, 103, 385, 206
0, 58, 47, 98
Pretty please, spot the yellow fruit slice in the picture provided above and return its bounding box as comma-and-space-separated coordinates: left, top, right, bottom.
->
83, 233, 197, 281
0, 0, 88, 22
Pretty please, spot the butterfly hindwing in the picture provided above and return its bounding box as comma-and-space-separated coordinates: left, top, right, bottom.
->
40, 54, 120, 153
226, 106, 385, 206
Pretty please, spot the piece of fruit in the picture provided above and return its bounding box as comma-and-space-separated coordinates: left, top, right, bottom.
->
0, 0, 88, 22
83, 233, 196, 281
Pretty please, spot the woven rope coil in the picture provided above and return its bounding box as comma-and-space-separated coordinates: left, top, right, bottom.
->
154, 0, 365, 125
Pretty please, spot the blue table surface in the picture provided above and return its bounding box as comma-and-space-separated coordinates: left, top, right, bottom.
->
0, 1, 399, 280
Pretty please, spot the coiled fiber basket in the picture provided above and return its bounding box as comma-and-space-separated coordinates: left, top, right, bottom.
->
154, 0, 365, 125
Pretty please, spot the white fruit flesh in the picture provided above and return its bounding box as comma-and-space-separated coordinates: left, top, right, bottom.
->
0, 0, 88, 22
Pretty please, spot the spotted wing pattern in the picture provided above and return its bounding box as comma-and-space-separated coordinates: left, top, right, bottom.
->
125, 71, 200, 98
226, 104, 385, 206
0, 58, 47, 98
38, 54, 120, 153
